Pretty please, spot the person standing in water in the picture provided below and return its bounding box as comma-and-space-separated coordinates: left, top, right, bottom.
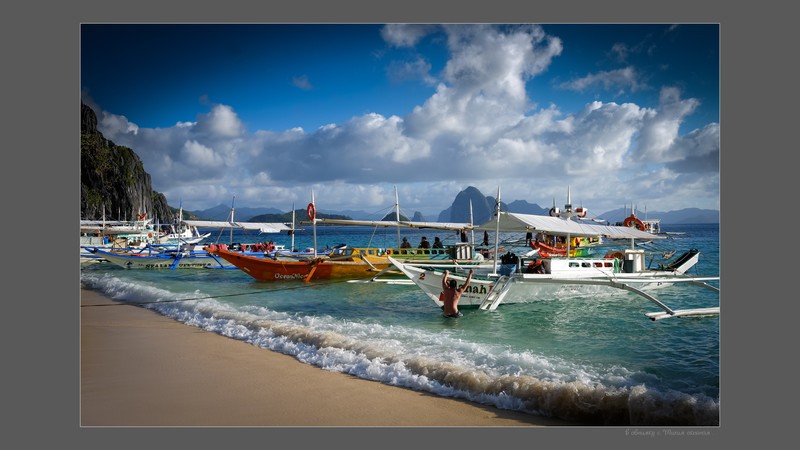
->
441, 269, 474, 318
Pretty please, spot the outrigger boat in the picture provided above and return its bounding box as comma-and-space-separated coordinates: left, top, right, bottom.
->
312, 185, 481, 261
612, 204, 661, 235
86, 245, 230, 269
156, 202, 211, 245
205, 243, 395, 281
207, 188, 486, 282
85, 196, 301, 269
182, 195, 294, 244
389, 188, 720, 320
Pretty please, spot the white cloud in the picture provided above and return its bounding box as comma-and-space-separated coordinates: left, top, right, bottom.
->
380, 24, 437, 48
634, 87, 701, 163
386, 57, 437, 86
404, 25, 562, 147
292, 74, 313, 90
181, 140, 225, 168
194, 104, 245, 138
88, 25, 718, 215
98, 110, 139, 136
558, 66, 647, 94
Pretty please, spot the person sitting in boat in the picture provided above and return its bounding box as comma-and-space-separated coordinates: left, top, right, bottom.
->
432, 237, 443, 248
499, 252, 519, 275
418, 236, 431, 249
441, 269, 474, 318
400, 237, 412, 248
527, 258, 545, 274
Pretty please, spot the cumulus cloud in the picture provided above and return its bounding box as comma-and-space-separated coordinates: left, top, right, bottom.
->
98, 110, 139, 136
558, 66, 647, 94
381, 24, 437, 47
292, 74, 313, 90
193, 104, 245, 138
86, 24, 718, 214
386, 57, 437, 86
404, 25, 562, 145
181, 140, 226, 168
633, 87, 701, 163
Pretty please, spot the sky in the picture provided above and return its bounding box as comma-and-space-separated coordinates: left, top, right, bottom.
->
80, 23, 720, 220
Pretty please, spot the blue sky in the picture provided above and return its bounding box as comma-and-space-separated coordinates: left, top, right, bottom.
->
81, 23, 719, 219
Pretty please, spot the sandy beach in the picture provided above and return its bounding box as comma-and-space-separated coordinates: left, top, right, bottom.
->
80, 288, 575, 427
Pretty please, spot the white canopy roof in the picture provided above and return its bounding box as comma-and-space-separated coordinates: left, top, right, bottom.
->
313, 218, 472, 231
183, 220, 292, 234
475, 212, 664, 239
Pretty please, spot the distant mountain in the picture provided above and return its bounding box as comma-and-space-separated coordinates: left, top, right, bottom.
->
437, 186, 503, 224
437, 186, 550, 224
381, 212, 410, 221
436, 186, 718, 225
334, 209, 374, 220
189, 204, 283, 221
188, 204, 232, 220
596, 208, 719, 225
505, 200, 549, 215
249, 209, 351, 223
193, 189, 718, 226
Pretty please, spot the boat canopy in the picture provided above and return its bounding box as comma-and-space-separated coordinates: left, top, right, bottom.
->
475, 212, 665, 239
80, 220, 130, 226
183, 220, 292, 234
313, 218, 472, 231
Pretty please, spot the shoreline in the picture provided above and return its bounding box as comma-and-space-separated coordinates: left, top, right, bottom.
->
80, 287, 577, 427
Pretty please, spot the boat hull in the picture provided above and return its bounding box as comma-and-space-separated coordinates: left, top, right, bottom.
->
90, 248, 227, 269
205, 245, 393, 281
389, 256, 707, 308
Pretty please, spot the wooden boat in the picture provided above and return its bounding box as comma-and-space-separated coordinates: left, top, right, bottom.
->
388, 188, 720, 320
204, 243, 393, 281
86, 246, 229, 269
209, 187, 487, 282
155, 202, 211, 245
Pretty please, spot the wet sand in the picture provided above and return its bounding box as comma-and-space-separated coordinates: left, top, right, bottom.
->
80, 288, 576, 427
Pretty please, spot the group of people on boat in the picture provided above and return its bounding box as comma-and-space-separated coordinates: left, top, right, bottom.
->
399, 236, 444, 249
218, 241, 277, 253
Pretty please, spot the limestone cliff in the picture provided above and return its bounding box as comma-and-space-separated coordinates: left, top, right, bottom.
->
80, 103, 174, 222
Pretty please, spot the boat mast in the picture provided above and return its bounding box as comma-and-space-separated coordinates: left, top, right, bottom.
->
631, 203, 637, 249
565, 186, 572, 259
491, 186, 501, 276
311, 190, 317, 255
469, 200, 475, 246
291, 202, 296, 252
230, 195, 236, 244
395, 185, 401, 247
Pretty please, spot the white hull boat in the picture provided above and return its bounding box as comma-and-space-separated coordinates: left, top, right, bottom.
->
387, 188, 720, 320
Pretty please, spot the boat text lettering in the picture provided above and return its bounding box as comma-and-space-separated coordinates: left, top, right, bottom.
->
462, 284, 488, 295
274, 273, 308, 280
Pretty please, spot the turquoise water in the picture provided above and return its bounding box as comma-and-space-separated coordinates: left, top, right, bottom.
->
80, 223, 720, 426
